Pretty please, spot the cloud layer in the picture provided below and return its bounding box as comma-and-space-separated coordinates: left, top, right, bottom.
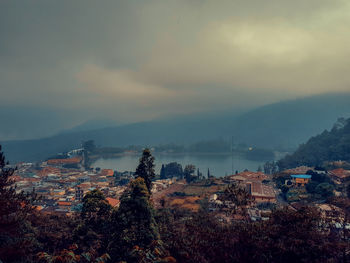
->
1, 0, 350, 126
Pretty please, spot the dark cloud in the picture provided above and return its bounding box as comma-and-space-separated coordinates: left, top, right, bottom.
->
1, 0, 350, 139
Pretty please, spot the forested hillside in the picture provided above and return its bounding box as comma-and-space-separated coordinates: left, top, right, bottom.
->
278, 118, 350, 169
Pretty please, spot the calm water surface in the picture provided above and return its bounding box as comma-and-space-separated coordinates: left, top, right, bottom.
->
92, 154, 266, 177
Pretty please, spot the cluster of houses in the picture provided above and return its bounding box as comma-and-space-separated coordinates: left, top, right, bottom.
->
282, 165, 350, 190
204, 171, 277, 221
225, 171, 277, 203
13, 158, 128, 215
13, 151, 350, 224
13, 156, 183, 215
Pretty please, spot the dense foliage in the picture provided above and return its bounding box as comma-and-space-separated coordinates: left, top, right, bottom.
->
0, 145, 37, 262
278, 118, 350, 169
158, 206, 349, 263
135, 149, 155, 193
160, 162, 183, 179
1, 146, 350, 262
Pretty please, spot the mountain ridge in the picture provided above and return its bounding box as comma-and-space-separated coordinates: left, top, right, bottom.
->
2, 92, 350, 162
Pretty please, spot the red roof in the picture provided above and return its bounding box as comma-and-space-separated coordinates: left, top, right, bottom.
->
47, 157, 82, 165
57, 201, 72, 206
38, 167, 61, 177
106, 197, 120, 207
230, 171, 268, 181
330, 168, 350, 179
101, 169, 114, 176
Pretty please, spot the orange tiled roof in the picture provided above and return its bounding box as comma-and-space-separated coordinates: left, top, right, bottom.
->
38, 167, 61, 177
57, 201, 72, 206
101, 169, 114, 176
330, 168, 350, 179
12, 175, 22, 182
230, 171, 268, 181
106, 197, 120, 207
47, 157, 82, 165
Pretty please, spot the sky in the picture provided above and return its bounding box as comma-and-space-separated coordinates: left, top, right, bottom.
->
1, 0, 350, 139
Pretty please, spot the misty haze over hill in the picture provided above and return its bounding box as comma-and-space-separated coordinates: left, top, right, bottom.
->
2, 93, 350, 162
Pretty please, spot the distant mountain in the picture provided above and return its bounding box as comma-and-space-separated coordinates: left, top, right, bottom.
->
0, 106, 79, 140
2, 93, 350, 163
226, 93, 350, 150
277, 117, 350, 169
60, 119, 119, 133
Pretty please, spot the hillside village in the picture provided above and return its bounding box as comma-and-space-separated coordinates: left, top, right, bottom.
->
12, 150, 350, 225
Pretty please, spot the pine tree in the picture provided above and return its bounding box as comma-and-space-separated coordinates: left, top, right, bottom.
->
135, 149, 155, 193
0, 145, 36, 262
108, 177, 159, 261
160, 164, 166, 179
184, 164, 196, 183
74, 189, 112, 253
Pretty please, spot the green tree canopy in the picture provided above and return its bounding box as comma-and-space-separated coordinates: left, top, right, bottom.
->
108, 177, 159, 261
221, 183, 254, 214
0, 145, 36, 262
135, 148, 155, 193
315, 183, 334, 199
184, 164, 196, 183
74, 189, 112, 254
81, 189, 111, 222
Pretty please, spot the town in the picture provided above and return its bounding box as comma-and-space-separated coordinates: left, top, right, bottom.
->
12, 148, 350, 226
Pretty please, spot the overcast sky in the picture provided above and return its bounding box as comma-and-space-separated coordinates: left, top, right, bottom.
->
1, 0, 350, 130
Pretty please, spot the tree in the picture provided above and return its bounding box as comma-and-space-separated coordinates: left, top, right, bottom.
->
82, 140, 96, 170
37, 244, 110, 263
221, 183, 254, 214
0, 145, 37, 262
108, 177, 159, 261
315, 183, 334, 199
74, 190, 112, 253
135, 149, 155, 193
184, 164, 196, 183
160, 164, 166, 179
81, 190, 111, 222
83, 140, 96, 153
162, 162, 183, 179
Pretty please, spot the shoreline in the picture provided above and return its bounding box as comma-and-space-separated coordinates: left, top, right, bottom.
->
89, 150, 281, 163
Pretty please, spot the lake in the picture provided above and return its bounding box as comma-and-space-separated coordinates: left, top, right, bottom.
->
92, 154, 267, 177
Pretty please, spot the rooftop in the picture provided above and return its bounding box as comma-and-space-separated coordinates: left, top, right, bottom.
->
291, 174, 312, 179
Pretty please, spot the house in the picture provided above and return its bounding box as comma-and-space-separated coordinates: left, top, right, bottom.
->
100, 169, 114, 177
75, 186, 85, 201
246, 181, 276, 203
106, 197, 120, 208
228, 171, 268, 182
56, 201, 72, 212
329, 168, 350, 184
47, 157, 82, 166
291, 174, 311, 186
283, 166, 313, 175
